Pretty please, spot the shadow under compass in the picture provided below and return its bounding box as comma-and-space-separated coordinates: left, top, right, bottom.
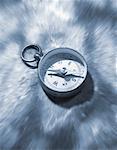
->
46, 72, 94, 108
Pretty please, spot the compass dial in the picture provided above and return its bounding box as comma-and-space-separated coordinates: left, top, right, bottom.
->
44, 60, 85, 92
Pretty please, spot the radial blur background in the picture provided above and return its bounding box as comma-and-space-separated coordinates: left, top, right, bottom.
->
0, 0, 117, 149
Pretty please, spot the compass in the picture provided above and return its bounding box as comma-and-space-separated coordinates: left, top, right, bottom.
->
21, 45, 87, 98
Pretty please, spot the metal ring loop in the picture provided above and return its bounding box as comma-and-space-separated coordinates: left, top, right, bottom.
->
21, 44, 43, 69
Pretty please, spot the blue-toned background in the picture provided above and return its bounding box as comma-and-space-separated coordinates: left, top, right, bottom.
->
0, 0, 117, 149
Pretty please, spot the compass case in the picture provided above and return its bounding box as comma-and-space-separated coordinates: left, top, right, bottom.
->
38, 48, 88, 98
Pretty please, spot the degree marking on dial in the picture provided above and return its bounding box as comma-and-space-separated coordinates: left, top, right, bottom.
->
68, 61, 71, 65
50, 65, 54, 69
63, 83, 67, 86
72, 78, 76, 82
53, 81, 58, 86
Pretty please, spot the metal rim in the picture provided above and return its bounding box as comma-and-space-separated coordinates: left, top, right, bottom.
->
21, 44, 43, 69
21, 45, 40, 62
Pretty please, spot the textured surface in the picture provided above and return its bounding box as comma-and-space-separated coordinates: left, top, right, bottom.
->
0, 0, 117, 149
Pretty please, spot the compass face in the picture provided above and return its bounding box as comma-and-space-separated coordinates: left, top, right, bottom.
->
44, 60, 85, 92
39, 48, 87, 95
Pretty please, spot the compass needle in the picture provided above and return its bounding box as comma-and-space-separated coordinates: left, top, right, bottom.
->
48, 73, 65, 78
65, 74, 84, 78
